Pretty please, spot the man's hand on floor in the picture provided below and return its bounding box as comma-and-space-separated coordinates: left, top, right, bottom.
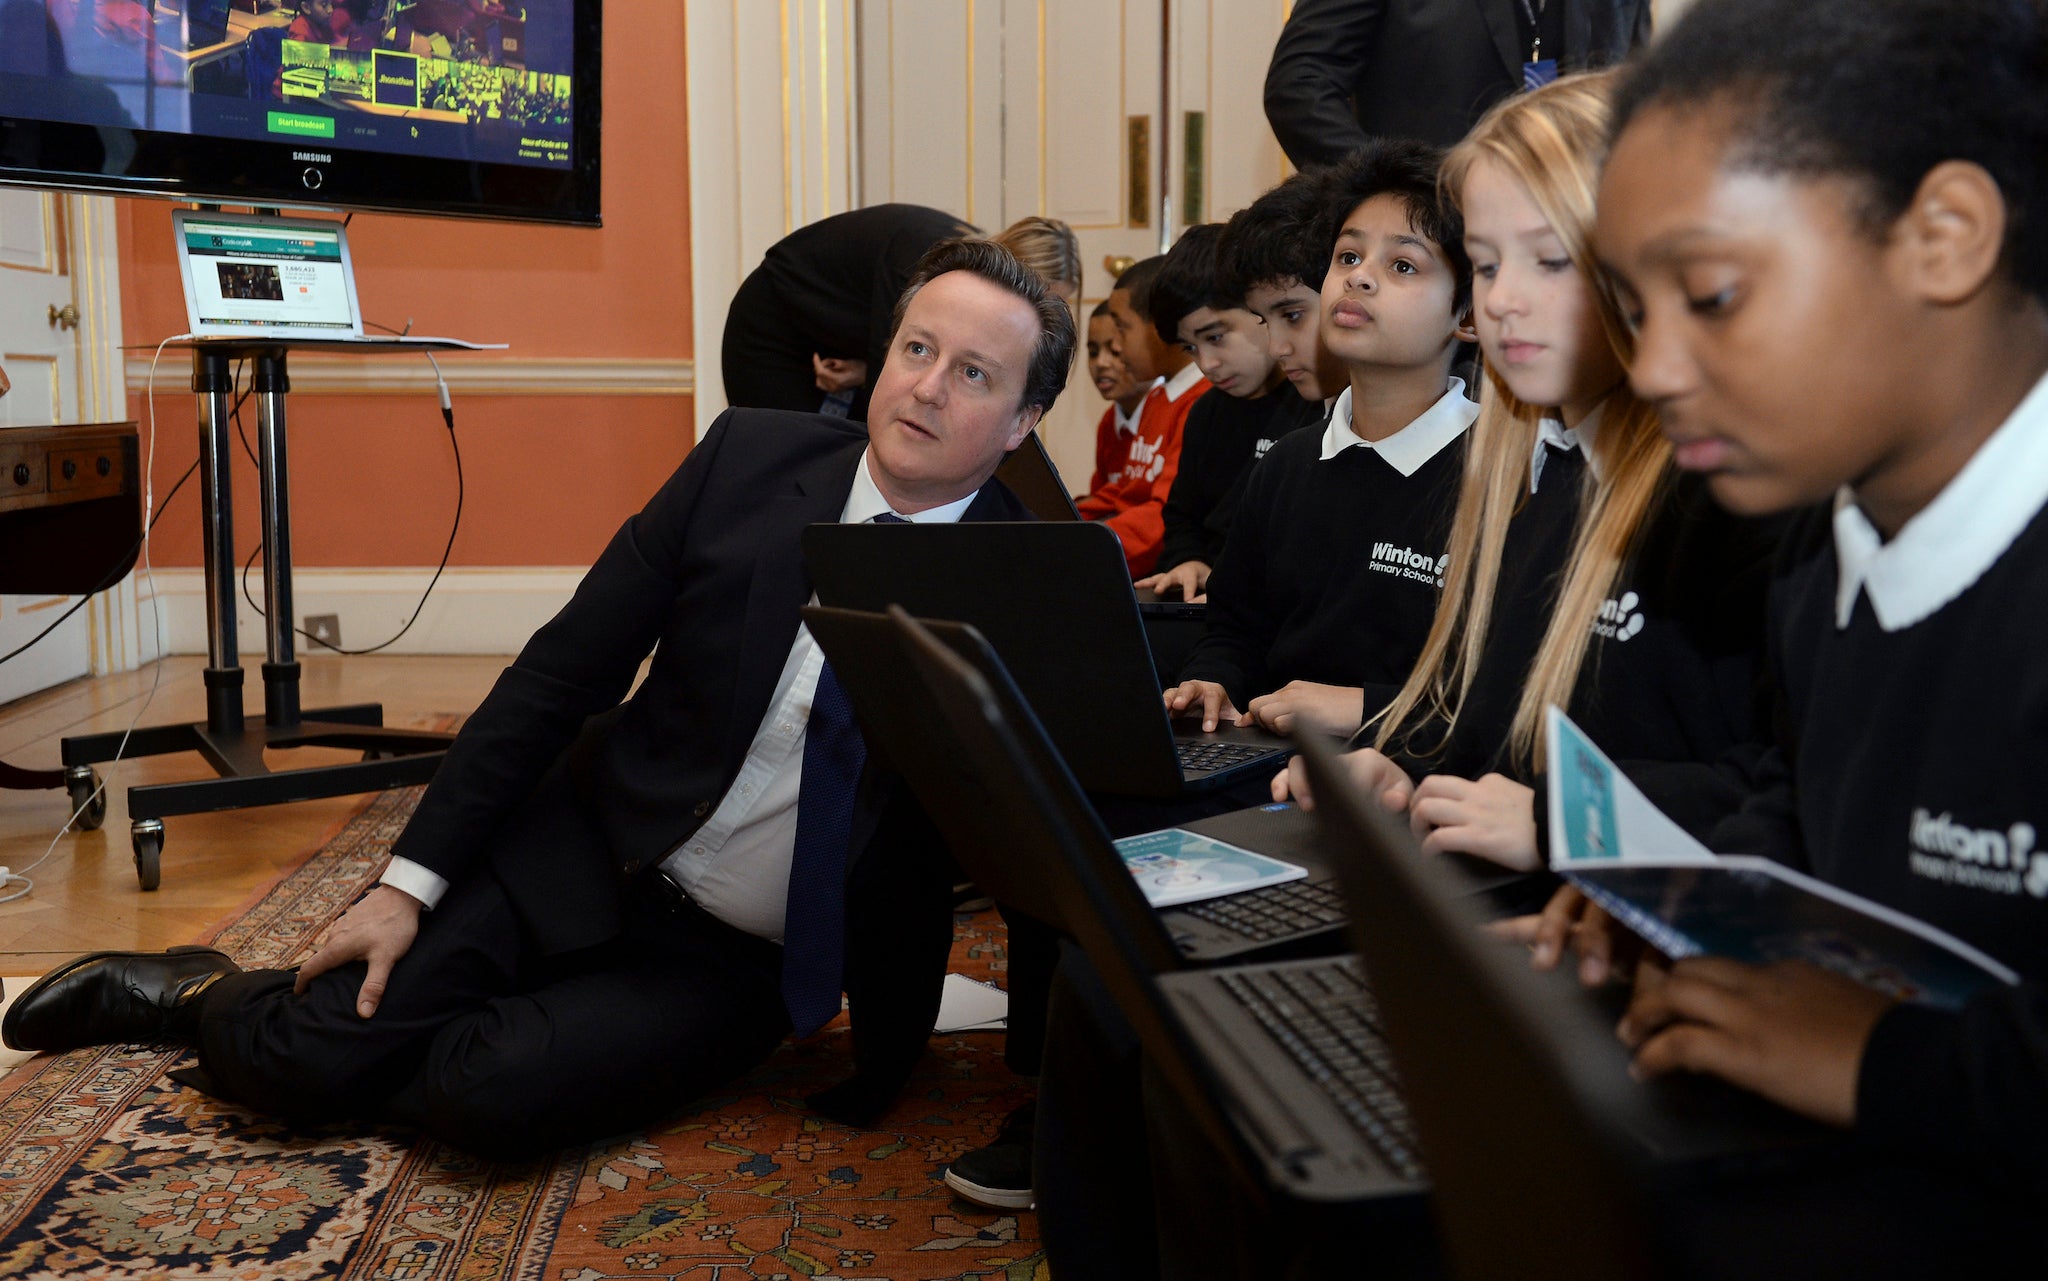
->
295, 884, 423, 1018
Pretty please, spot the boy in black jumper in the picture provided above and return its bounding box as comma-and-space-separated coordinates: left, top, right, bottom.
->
1167, 141, 1477, 739
1134, 223, 1323, 605
1219, 168, 1352, 409
1527, 0, 2048, 1272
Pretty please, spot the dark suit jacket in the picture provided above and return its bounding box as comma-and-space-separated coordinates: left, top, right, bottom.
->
1262, 0, 1652, 165
388, 406, 1034, 1118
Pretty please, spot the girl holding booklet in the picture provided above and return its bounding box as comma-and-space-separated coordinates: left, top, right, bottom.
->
1278, 71, 1779, 874
1526, 0, 2048, 1270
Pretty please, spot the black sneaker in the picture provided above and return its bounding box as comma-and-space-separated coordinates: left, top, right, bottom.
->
944, 1099, 1034, 1209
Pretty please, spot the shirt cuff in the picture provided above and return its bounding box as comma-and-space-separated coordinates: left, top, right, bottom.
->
379, 856, 450, 910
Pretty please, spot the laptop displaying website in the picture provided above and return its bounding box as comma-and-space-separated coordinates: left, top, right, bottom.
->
172, 209, 498, 348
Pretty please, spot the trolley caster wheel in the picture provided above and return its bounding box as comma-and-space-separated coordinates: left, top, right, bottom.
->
64, 765, 106, 831
131, 820, 164, 891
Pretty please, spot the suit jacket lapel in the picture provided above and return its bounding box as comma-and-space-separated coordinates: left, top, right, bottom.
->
724, 440, 865, 767
1476, 0, 1526, 82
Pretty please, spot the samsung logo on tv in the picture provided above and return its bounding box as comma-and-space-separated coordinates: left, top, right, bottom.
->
292, 151, 333, 163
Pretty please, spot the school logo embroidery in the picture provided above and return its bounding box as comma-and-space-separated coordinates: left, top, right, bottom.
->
1253, 436, 1279, 461
1906, 809, 2048, 898
1126, 434, 1169, 483
1369, 542, 1447, 587
1593, 591, 1646, 642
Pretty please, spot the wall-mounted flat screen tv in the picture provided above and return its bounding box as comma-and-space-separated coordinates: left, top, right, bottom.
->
0, 0, 601, 225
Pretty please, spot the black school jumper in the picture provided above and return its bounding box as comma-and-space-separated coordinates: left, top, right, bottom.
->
1179, 398, 1468, 715
1714, 505, 2048, 1193
1154, 383, 1325, 574
1390, 452, 1781, 844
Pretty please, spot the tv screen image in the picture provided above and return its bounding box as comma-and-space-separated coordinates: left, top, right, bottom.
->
0, 0, 601, 225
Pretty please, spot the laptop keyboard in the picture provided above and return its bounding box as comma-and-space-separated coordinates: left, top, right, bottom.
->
1178, 876, 1347, 942
1175, 741, 1276, 774
1217, 958, 1422, 1180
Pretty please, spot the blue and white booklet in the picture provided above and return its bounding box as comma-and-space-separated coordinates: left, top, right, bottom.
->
1113, 828, 1308, 908
1544, 707, 2016, 1009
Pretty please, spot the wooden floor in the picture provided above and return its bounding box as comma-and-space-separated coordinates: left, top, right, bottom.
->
0, 654, 507, 973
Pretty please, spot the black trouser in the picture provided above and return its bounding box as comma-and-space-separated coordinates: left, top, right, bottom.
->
191, 811, 790, 1160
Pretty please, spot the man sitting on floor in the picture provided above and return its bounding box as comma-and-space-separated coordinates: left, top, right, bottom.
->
2, 239, 1074, 1159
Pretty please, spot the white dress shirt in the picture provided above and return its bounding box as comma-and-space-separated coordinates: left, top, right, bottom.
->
1833, 369, 2048, 631
380, 448, 978, 942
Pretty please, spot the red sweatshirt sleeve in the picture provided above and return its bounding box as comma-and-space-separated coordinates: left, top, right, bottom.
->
1092, 379, 1206, 575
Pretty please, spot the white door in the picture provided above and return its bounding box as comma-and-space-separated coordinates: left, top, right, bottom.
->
858, 0, 1291, 488
0, 190, 130, 703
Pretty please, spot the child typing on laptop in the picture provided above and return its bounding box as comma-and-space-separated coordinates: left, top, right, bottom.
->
1167, 141, 1477, 738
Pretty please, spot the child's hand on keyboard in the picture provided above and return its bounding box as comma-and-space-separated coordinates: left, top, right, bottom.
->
1244, 681, 1364, 737
1406, 772, 1539, 870
1272, 746, 1415, 813
1495, 883, 1644, 986
1164, 679, 1245, 732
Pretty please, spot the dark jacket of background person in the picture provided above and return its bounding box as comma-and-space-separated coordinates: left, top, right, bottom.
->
1262, 0, 1652, 164
721, 204, 976, 420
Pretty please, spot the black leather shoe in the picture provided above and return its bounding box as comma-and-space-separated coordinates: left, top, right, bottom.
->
1, 945, 240, 1053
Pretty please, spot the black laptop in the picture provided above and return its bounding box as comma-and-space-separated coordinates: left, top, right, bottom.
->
803, 605, 1345, 962
991, 434, 1205, 621
992, 430, 1081, 522
802, 520, 1284, 797
880, 607, 1826, 1217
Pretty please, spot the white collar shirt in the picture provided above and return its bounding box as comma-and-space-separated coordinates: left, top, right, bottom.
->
1161, 361, 1206, 404
1834, 370, 2048, 632
1530, 402, 1606, 493
1319, 378, 1477, 475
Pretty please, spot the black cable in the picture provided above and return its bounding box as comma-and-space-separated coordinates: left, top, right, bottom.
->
236, 391, 465, 657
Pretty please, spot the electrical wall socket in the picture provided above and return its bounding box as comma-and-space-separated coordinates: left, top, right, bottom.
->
304, 614, 341, 648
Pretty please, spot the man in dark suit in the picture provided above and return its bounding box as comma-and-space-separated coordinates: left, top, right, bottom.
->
3, 239, 1075, 1158
1262, 0, 1652, 165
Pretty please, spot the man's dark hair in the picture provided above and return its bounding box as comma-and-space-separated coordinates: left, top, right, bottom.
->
892, 238, 1078, 416
1217, 167, 1332, 304
1614, 0, 2048, 302
1147, 224, 1234, 346
1314, 138, 1471, 314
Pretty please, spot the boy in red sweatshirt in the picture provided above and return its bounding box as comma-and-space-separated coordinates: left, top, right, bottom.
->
1077, 256, 1208, 575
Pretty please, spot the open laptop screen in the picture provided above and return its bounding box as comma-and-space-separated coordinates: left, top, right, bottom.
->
175, 211, 359, 339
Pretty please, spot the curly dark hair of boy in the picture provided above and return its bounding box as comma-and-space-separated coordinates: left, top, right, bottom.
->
1614, 0, 2048, 302
1312, 138, 1472, 316
1216, 168, 1333, 307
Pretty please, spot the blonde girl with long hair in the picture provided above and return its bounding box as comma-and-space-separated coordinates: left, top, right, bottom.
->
1280, 70, 1779, 872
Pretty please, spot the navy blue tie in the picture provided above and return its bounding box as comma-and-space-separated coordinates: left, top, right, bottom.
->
780, 510, 907, 1034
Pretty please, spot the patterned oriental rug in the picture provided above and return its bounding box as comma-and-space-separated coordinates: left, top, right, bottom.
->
0, 789, 1045, 1280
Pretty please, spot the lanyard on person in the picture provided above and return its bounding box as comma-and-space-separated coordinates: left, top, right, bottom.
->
1517, 0, 1560, 90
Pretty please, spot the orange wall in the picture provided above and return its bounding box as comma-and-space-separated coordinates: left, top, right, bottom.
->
120, 8, 693, 568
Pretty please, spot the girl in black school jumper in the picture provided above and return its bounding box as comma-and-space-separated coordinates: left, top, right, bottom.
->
1522, 0, 2048, 1274
1279, 71, 1779, 876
